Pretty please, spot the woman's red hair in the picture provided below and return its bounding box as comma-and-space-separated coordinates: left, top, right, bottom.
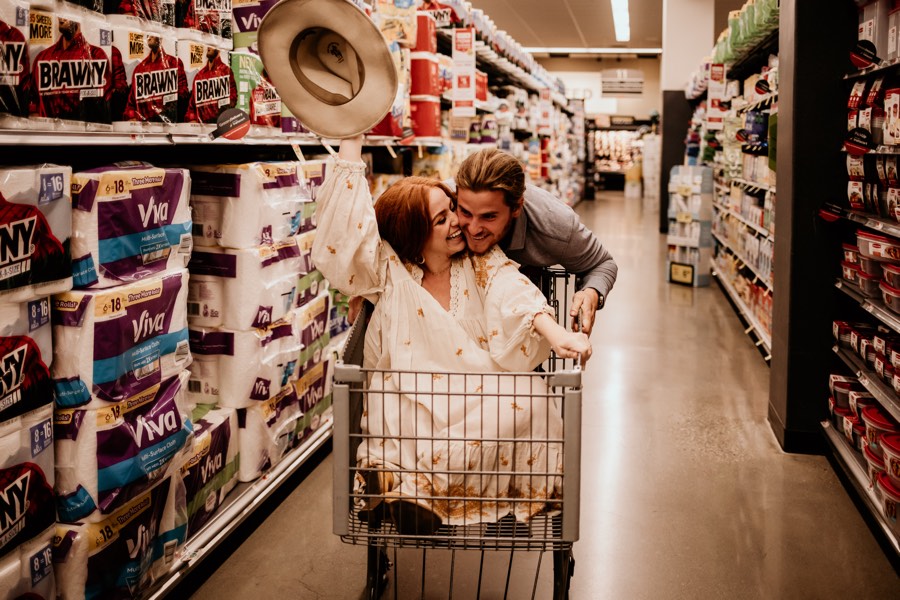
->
374, 176, 456, 263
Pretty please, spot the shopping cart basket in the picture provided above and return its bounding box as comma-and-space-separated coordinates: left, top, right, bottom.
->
332, 269, 583, 599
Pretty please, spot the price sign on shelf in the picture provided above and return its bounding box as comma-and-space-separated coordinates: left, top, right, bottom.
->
452, 28, 476, 117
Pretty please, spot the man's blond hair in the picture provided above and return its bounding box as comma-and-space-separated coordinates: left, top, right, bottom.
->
455, 148, 526, 209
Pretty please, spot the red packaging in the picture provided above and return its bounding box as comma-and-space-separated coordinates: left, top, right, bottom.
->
476, 69, 487, 102
414, 12, 437, 53
410, 52, 440, 96
410, 95, 440, 138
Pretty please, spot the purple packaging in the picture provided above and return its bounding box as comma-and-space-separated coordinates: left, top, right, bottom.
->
297, 291, 330, 369
232, 0, 279, 52
51, 269, 191, 409
0, 297, 53, 424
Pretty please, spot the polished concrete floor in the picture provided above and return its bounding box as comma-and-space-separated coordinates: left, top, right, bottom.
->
190, 192, 899, 598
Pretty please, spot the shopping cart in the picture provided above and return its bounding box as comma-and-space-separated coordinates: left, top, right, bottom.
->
332, 268, 583, 600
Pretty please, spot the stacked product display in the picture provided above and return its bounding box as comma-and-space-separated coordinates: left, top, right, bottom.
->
666, 165, 713, 287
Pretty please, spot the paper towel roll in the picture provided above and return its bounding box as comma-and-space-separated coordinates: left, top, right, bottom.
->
187, 311, 301, 408
176, 39, 235, 132
55, 371, 191, 523
236, 385, 301, 482
189, 162, 306, 249
188, 239, 302, 330
52, 269, 192, 409
53, 474, 187, 600
71, 165, 192, 289
0, 165, 73, 304
5, 524, 56, 599
0, 404, 55, 560
297, 291, 332, 371
182, 405, 239, 536
295, 229, 317, 276
293, 355, 332, 444
0, 0, 31, 129
178, 0, 233, 43
0, 298, 53, 425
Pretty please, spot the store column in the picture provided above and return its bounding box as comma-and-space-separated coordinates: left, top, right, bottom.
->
659, 0, 715, 232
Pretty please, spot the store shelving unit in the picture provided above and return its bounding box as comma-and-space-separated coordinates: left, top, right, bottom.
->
832, 343, 900, 424
710, 259, 773, 355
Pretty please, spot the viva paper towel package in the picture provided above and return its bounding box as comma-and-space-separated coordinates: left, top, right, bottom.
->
0, 298, 53, 425
176, 38, 236, 133
232, 0, 277, 51
110, 16, 187, 132
71, 164, 192, 289
294, 355, 333, 444
0, 0, 31, 128
0, 404, 55, 560
0, 525, 55, 599
54, 371, 192, 523
53, 474, 187, 600
0, 165, 73, 304
297, 290, 331, 370
182, 405, 238, 536
187, 311, 301, 408
188, 239, 302, 330
236, 384, 301, 482
52, 269, 191, 409
232, 50, 281, 134
296, 269, 326, 309
189, 162, 304, 248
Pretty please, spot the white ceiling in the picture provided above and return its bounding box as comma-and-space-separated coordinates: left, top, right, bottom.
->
468, 0, 663, 51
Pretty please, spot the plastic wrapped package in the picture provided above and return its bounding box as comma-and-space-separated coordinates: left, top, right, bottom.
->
232, 0, 279, 51
177, 0, 233, 43
232, 50, 281, 135
0, 298, 53, 425
0, 0, 31, 128
236, 384, 301, 482
175, 38, 236, 133
0, 525, 55, 598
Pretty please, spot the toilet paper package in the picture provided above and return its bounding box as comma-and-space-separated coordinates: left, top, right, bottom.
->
52, 269, 191, 409
295, 229, 316, 275
54, 371, 192, 523
232, 0, 278, 51
182, 404, 238, 536
189, 162, 305, 248
53, 474, 187, 600
236, 384, 301, 482
232, 50, 281, 133
0, 165, 73, 304
111, 16, 187, 131
0, 404, 55, 560
177, 39, 236, 131
0, 0, 31, 127
187, 311, 301, 408
293, 355, 333, 444
0, 525, 56, 599
0, 298, 53, 425
297, 291, 331, 370
188, 239, 302, 330
71, 165, 193, 289
178, 0, 233, 43
300, 159, 328, 201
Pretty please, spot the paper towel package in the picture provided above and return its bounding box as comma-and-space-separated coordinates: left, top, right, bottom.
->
187, 311, 301, 408
0, 298, 53, 425
111, 16, 187, 132
300, 160, 328, 201
295, 229, 316, 276
0, 165, 73, 304
178, 0, 233, 42
232, 0, 278, 51
297, 291, 331, 370
296, 269, 326, 309
232, 50, 281, 134
70, 165, 193, 289
0, 0, 30, 128
0, 525, 56, 599
54, 371, 192, 523
52, 269, 191, 409
105, 0, 174, 24
189, 162, 305, 248
236, 384, 301, 482
182, 405, 238, 536
53, 474, 187, 600
176, 39, 236, 132
0, 404, 55, 560
294, 355, 334, 444
188, 239, 302, 330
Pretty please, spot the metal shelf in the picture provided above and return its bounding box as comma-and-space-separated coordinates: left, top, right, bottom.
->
833, 345, 900, 424
835, 278, 900, 336
712, 231, 774, 290
731, 177, 775, 194
728, 28, 780, 82
823, 202, 900, 240
736, 92, 778, 114
844, 56, 900, 81
714, 201, 775, 241
821, 421, 900, 557
710, 259, 772, 357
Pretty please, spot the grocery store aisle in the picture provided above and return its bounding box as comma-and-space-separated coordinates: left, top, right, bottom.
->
189, 191, 898, 599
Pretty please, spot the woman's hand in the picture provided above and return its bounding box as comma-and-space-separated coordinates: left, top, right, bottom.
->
551, 331, 592, 363
338, 135, 364, 162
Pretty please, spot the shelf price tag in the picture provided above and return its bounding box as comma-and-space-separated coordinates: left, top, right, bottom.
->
676, 211, 693, 224
867, 219, 885, 231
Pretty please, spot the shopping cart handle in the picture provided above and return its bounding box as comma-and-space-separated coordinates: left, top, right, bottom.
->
335, 362, 365, 382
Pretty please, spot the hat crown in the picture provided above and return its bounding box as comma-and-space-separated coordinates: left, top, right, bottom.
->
292, 28, 364, 106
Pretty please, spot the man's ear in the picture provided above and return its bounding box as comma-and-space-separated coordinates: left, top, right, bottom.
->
511, 197, 524, 219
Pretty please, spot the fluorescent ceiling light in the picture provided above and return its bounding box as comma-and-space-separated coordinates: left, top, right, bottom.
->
611, 0, 631, 43
523, 47, 662, 55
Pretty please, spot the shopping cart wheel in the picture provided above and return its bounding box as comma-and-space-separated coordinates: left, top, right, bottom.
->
552, 549, 574, 600
365, 544, 391, 599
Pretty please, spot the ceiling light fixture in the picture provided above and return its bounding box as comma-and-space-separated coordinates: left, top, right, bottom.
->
523, 47, 661, 55
611, 0, 631, 43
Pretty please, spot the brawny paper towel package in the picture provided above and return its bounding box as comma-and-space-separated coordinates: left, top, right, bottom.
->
187, 311, 301, 408
236, 384, 301, 482
53, 474, 187, 600
177, 0, 233, 43
297, 290, 331, 370
0, 165, 72, 304
188, 239, 302, 330
176, 38, 236, 133
54, 371, 192, 523
0, 298, 53, 425
0, 404, 55, 560
189, 162, 305, 249
0, 0, 31, 129
52, 269, 191, 409
182, 405, 238, 536
0, 524, 56, 599
70, 164, 193, 289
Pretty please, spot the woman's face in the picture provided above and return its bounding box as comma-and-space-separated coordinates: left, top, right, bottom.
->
423, 188, 465, 259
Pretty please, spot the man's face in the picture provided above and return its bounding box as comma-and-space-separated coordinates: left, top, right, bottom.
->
456, 188, 521, 255
206, 47, 218, 61
148, 36, 160, 52
58, 19, 77, 41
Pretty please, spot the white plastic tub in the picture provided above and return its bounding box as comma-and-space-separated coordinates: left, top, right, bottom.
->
880, 280, 900, 314
881, 433, 900, 488
858, 230, 900, 261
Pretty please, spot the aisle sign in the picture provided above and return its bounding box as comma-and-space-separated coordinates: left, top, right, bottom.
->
669, 262, 695, 286
452, 27, 476, 117
707, 63, 727, 131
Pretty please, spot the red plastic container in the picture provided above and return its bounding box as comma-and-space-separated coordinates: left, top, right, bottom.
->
859, 255, 886, 277
410, 95, 441, 138
843, 243, 861, 264
842, 261, 860, 284
881, 433, 900, 487
858, 230, 900, 261
862, 404, 900, 457
851, 390, 877, 420
834, 406, 854, 431
880, 280, 900, 314
858, 270, 882, 296
875, 473, 900, 536
865, 444, 887, 490
411, 52, 441, 96
414, 12, 438, 53
476, 70, 487, 102
885, 262, 900, 288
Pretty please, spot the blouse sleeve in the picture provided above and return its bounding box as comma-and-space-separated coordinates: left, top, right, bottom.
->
480, 249, 555, 371
310, 159, 389, 303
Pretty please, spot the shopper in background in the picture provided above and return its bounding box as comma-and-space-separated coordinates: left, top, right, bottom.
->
312, 135, 591, 534
446, 148, 618, 335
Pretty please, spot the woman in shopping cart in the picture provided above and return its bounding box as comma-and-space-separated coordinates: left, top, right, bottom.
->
312, 136, 591, 535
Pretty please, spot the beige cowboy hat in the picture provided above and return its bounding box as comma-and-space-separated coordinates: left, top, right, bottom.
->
258, 0, 398, 139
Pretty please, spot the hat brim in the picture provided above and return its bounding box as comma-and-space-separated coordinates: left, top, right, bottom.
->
259, 0, 398, 139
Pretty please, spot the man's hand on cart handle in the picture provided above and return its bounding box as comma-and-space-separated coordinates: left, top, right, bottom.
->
570, 288, 600, 335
